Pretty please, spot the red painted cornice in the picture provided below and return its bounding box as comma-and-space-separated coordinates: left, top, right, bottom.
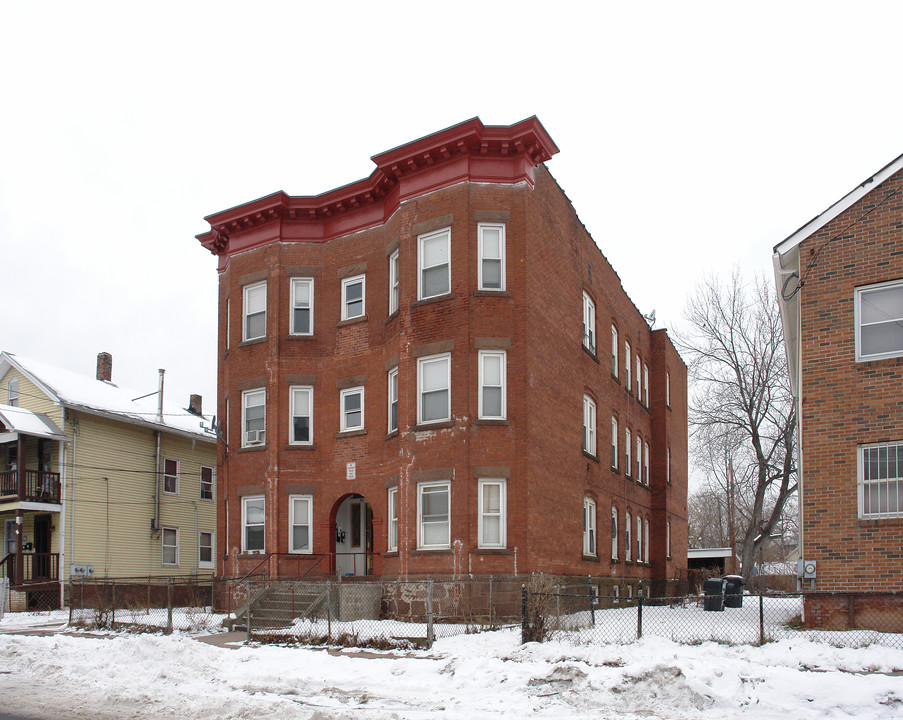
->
197, 117, 558, 265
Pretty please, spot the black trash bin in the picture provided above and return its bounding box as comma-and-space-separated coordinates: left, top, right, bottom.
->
723, 574, 744, 608
703, 577, 725, 611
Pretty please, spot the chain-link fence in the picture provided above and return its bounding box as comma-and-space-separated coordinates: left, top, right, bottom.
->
523, 583, 903, 650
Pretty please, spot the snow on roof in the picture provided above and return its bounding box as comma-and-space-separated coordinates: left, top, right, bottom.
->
1, 352, 215, 442
0, 402, 66, 440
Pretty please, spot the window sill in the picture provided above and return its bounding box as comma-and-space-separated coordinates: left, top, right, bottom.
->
337, 314, 368, 328
412, 292, 454, 308
582, 345, 599, 363
583, 450, 599, 463
385, 310, 399, 325
385, 429, 399, 441
237, 445, 266, 454
238, 552, 267, 558
476, 418, 509, 426
414, 420, 453, 431
284, 443, 317, 451
336, 429, 367, 439
383, 551, 398, 558
238, 337, 267, 348
582, 554, 600, 563
473, 289, 511, 298
285, 334, 316, 341
611, 374, 620, 384
413, 548, 453, 555
474, 547, 512, 554
610, 558, 619, 564
610, 466, 620, 475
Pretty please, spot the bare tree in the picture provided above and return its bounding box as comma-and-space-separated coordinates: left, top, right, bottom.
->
679, 271, 797, 582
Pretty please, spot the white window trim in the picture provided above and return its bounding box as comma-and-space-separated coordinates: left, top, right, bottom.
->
242, 281, 267, 342
583, 292, 596, 353
478, 350, 506, 420
667, 447, 671, 484
625, 428, 632, 477
289, 385, 314, 446
583, 395, 596, 456
478, 479, 507, 549
387, 487, 398, 552
855, 278, 903, 362
625, 511, 632, 561
288, 494, 313, 554
7, 377, 18, 407
200, 465, 215, 501
388, 249, 400, 315
198, 530, 215, 569
241, 495, 265, 553
477, 223, 506, 291
858, 440, 903, 519
388, 367, 399, 433
625, 341, 632, 390
666, 370, 671, 407
637, 515, 643, 563
417, 481, 451, 550
341, 274, 366, 321
163, 458, 179, 496
611, 416, 618, 469
418, 227, 451, 300
666, 519, 671, 559
611, 325, 618, 377
583, 497, 597, 557
417, 353, 451, 425
643, 363, 649, 406
644, 519, 650, 564
162, 526, 179, 566
611, 506, 618, 560
636, 435, 643, 484
226, 298, 231, 351
290, 277, 314, 336
242, 388, 266, 447
644, 442, 650, 486
636, 355, 642, 398
340, 387, 365, 432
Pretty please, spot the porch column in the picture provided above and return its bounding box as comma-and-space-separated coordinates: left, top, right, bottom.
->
15, 509, 23, 585
17, 434, 25, 499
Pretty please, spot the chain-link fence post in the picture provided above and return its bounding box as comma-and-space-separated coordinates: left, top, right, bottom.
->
166, 577, 173, 635
637, 579, 643, 640
426, 577, 434, 648
520, 583, 528, 644
759, 592, 765, 645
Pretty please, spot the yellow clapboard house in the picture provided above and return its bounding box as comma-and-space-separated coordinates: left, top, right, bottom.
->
0, 351, 216, 610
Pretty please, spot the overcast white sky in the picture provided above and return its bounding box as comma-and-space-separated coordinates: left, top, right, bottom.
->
1, 1, 901, 412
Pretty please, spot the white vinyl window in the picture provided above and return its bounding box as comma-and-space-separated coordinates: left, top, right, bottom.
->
643, 363, 649, 406
582, 292, 595, 353
243, 281, 266, 341
418, 228, 451, 300
6, 377, 18, 407
611, 506, 618, 560
636, 355, 642, 398
290, 386, 313, 445
625, 428, 632, 477
199, 531, 214, 569
479, 350, 506, 419
200, 466, 214, 500
666, 370, 671, 406
611, 325, 618, 377
644, 519, 650, 564
340, 387, 364, 432
611, 416, 618, 469
644, 442, 650, 485
583, 395, 596, 456
289, 494, 312, 553
242, 388, 266, 447
858, 440, 903, 519
388, 487, 398, 552
226, 298, 230, 351
388, 249, 399, 315
637, 515, 643, 563
418, 353, 450, 424
163, 458, 179, 495
666, 520, 671, 558
636, 435, 643, 483
478, 223, 505, 291
242, 495, 265, 553
478, 479, 506, 548
418, 481, 450, 549
388, 367, 399, 433
162, 527, 179, 566
625, 512, 632, 561
855, 279, 903, 361
667, 447, 672, 483
341, 275, 365, 320
583, 497, 596, 556
625, 341, 632, 391
290, 277, 314, 335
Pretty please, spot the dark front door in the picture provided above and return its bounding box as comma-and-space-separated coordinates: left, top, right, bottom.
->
34, 514, 51, 579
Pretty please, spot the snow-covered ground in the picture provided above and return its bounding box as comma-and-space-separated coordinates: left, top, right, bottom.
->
1, 611, 902, 719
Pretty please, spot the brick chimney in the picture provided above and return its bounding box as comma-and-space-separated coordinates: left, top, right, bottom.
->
188, 394, 203, 416
96, 352, 112, 382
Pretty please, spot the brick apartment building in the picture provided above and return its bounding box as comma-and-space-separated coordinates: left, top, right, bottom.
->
773, 152, 903, 626
197, 117, 688, 592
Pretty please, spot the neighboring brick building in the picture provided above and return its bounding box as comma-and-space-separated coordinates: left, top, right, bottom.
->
197, 117, 687, 593
773, 152, 903, 625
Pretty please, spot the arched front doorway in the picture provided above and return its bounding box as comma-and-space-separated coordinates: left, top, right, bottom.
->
332, 493, 373, 576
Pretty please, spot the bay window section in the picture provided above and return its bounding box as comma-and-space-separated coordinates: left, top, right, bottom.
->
418, 228, 451, 299
290, 386, 313, 445
478, 223, 505, 290
289, 494, 312, 553
242, 495, 265, 553
290, 277, 313, 335
418, 353, 450, 424
479, 350, 506, 420
418, 481, 450, 549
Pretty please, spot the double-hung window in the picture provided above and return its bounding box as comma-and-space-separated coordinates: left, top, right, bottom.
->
163, 458, 179, 495
666, 520, 671, 558
290, 278, 314, 335
478, 350, 506, 419
644, 442, 650, 485
858, 440, 903, 518
611, 325, 618, 376
243, 281, 266, 341
387, 368, 399, 433
625, 428, 632, 477
636, 435, 643, 483
611, 507, 618, 560
387, 487, 398, 552
388, 249, 400, 315
242, 495, 265, 553
583, 497, 596, 556
478, 223, 505, 290
625, 342, 632, 390
289, 494, 312, 553
199, 531, 214, 568
340, 387, 364, 432
636, 355, 642, 398
625, 512, 632, 561
583, 395, 596, 456
6, 378, 18, 406
643, 363, 649, 406
855, 279, 903, 361
418, 228, 450, 300
478, 479, 506, 548
667, 447, 671, 483
342, 275, 365, 320
644, 519, 650, 564
290, 386, 313, 445
242, 388, 266, 446
611, 416, 618, 469
200, 466, 214, 500
162, 527, 179, 566
418, 353, 450, 424
636, 515, 643, 563
418, 481, 450, 549
582, 292, 595, 353
666, 370, 671, 407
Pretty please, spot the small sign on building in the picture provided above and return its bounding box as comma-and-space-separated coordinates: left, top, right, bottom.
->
346, 462, 356, 480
